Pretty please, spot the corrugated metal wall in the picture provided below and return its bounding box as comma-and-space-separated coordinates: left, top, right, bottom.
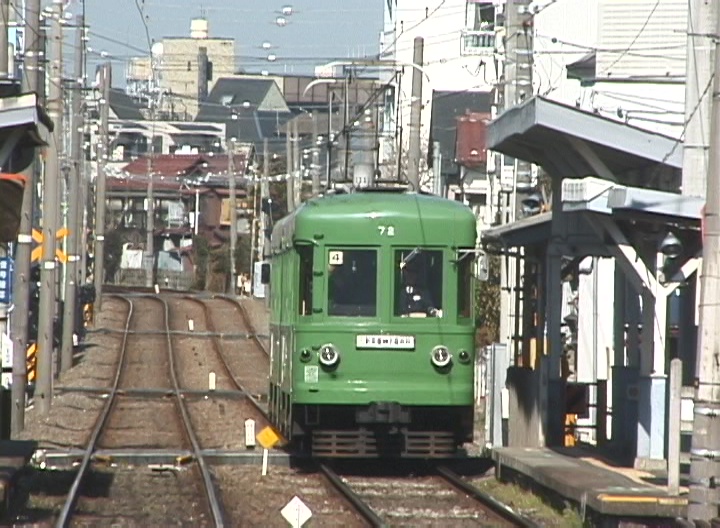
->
597, 0, 686, 78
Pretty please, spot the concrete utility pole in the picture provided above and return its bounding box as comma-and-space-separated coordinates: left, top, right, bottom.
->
682, 0, 716, 198
432, 141, 442, 196
326, 92, 334, 189
36, 0, 63, 413
293, 119, 301, 207
0, 0, 9, 435
406, 37, 424, 191
11, 0, 42, 435
227, 138, 237, 294
499, 0, 534, 354
286, 127, 294, 212
258, 138, 269, 262
311, 112, 320, 195
342, 74, 351, 182
93, 63, 109, 311
688, 7, 720, 522
60, 15, 84, 374
145, 146, 154, 289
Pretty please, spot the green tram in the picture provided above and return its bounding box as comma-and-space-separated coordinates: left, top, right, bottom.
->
266, 189, 477, 457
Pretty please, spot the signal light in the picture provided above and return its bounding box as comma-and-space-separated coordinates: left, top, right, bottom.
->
319, 344, 340, 367
430, 346, 451, 368
299, 349, 312, 362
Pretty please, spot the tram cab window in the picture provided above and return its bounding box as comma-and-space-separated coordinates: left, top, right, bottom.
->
457, 250, 474, 319
394, 249, 443, 318
327, 249, 377, 317
298, 245, 313, 316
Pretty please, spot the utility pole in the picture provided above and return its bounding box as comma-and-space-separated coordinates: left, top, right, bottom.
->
93, 63, 109, 311
60, 15, 84, 374
342, 73, 351, 182
286, 126, 294, 212
11, 0, 42, 436
145, 145, 154, 289
227, 138, 237, 294
0, 0, 9, 436
258, 138, 269, 262
311, 112, 320, 195
682, 0, 716, 198
689, 7, 720, 522
326, 92, 334, 189
36, 0, 63, 413
499, 0, 533, 354
406, 37, 424, 191
432, 141, 443, 196
293, 119, 301, 206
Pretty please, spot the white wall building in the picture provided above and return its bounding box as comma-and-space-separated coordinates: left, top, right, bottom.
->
382, 0, 686, 219
381, 0, 500, 224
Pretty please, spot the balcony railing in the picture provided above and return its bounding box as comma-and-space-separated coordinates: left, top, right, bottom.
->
460, 29, 495, 56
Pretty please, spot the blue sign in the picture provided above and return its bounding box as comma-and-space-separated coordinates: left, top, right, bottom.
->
0, 258, 13, 304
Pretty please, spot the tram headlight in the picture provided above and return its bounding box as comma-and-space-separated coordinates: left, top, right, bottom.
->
319, 344, 340, 367
430, 346, 452, 368
457, 349, 471, 364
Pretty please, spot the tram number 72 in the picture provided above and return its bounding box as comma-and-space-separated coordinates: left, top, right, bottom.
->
377, 225, 395, 237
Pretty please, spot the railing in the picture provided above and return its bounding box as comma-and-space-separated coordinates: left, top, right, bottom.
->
460, 29, 496, 56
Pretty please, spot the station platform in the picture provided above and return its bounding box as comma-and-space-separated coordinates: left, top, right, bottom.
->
0, 440, 36, 516
492, 446, 686, 523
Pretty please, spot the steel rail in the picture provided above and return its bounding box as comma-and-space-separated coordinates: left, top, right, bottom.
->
318, 463, 385, 527
436, 465, 541, 528
56, 295, 134, 527
215, 295, 270, 357
183, 296, 268, 419
161, 296, 227, 527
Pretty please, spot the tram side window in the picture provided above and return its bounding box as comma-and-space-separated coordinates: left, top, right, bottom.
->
298, 246, 313, 316
394, 249, 443, 318
457, 251, 473, 319
327, 249, 377, 317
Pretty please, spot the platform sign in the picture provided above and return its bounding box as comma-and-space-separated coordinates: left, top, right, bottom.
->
281, 496, 312, 528
0, 257, 13, 303
256, 426, 281, 450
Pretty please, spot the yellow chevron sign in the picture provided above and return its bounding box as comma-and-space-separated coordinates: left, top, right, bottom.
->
31, 228, 69, 264
26, 343, 36, 383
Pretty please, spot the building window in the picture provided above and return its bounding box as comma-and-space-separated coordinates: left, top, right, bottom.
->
461, 1, 496, 55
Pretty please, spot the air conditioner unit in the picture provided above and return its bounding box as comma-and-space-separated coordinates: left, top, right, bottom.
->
562, 176, 614, 204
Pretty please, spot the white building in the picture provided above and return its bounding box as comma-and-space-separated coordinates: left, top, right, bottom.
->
381, 0, 500, 227
382, 0, 687, 228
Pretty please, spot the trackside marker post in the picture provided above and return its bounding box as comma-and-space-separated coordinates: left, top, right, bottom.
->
245, 419, 256, 448
208, 372, 216, 391
188, 319, 194, 332
154, 284, 159, 294
256, 426, 281, 476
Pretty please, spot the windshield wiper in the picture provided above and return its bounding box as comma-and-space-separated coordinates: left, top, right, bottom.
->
399, 247, 421, 269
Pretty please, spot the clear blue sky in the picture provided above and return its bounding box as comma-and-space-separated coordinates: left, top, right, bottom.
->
84, 0, 383, 78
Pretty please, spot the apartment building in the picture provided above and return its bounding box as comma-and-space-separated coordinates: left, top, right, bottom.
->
126, 18, 236, 120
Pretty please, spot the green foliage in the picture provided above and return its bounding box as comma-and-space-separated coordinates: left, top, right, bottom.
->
192, 234, 209, 290
475, 255, 501, 347
104, 228, 125, 282
235, 235, 252, 276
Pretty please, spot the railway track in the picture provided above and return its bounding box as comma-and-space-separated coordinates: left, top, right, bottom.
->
318, 461, 540, 527
55, 295, 227, 527
186, 295, 270, 405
